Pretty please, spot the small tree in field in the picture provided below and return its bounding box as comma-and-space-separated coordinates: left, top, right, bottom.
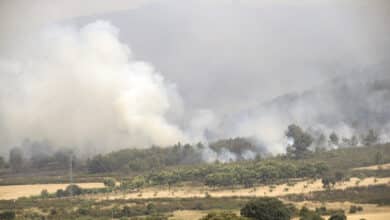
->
41, 189, 49, 198
375, 152, 383, 165
201, 212, 247, 220
65, 184, 82, 196
103, 178, 116, 188
299, 206, 324, 220
328, 212, 346, 220
241, 197, 291, 220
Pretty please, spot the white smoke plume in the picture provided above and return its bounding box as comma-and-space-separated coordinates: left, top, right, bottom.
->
0, 21, 195, 155
200, 146, 237, 163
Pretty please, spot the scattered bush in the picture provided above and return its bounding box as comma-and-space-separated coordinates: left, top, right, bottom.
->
349, 205, 363, 214
299, 207, 324, 220
40, 189, 49, 198
328, 212, 346, 220
240, 197, 291, 220
103, 178, 116, 188
0, 211, 15, 220
201, 211, 247, 220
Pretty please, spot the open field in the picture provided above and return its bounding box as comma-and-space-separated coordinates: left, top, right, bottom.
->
314, 202, 390, 220
97, 177, 390, 200
0, 182, 104, 200
169, 202, 390, 220
353, 163, 390, 171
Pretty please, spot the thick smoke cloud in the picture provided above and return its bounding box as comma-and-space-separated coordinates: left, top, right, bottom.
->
228, 69, 390, 154
0, 21, 210, 155
1, 0, 390, 158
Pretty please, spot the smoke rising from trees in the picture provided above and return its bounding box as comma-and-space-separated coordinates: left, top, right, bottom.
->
0, 0, 390, 159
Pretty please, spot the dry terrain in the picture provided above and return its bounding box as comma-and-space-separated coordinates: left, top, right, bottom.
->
1, 177, 388, 201
170, 202, 390, 220
101, 177, 390, 200
352, 163, 390, 171
0, 182, 104, 200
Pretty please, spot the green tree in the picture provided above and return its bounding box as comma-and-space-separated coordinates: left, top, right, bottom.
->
103, 178, 116, 188
65, 184, 82, 196
374, 152, 383, 165
334, 171, 345, 182
41, 189, 49, 198
363, 129, 378, 146
350, 135, 359, 146
286, 124, 313, 159
0, 211, 15, 220
329, 132, 339, 146
321, 176, 336, 189
328, 212, 346, 220
299, 207, 324, 220
55, 189, 66, 197
0, 156, 7, 168
240, 197, 291, 220
87, 155, 111, 173
9, 148, 24, 172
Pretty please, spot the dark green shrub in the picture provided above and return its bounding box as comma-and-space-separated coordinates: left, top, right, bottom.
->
299, 206, 324, 220
40, 189, 49, 198
240, 197, 291, 220
56, 189, 67, 197
103, 178, 116, 188
65, 184, 83, 196
201, 212, 247, 220
0, 210, 16, 220
349, 205, 363, 214
328, 212, 346, 220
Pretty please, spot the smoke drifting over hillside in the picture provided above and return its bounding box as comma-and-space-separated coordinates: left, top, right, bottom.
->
1, 0, 390, 159
230, 69, 390, 153
0, 21, 211, 155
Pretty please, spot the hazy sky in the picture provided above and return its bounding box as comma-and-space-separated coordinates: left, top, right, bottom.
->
2, 0, 389, 113
73, 0, 390, 112
0, 0, 389, 154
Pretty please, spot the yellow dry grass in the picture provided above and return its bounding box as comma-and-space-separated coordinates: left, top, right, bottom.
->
170, 203, 390, 220
102, 177, 390, 200
347, 212, 390, 220
0, 182, 104, 200
170, 210, 209, 220
352, 163, 390, 171
291, 201, 390, 220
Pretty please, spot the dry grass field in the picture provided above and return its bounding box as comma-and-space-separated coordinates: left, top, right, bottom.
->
0, 182, 104, 200
1, 176, 388, 202
169, 202, 390, 220
293, 201, 390, 219
100, 177, 390, 200
352, 163, 390, 171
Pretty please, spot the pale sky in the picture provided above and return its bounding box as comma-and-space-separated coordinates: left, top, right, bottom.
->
1, 0, 389, 111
